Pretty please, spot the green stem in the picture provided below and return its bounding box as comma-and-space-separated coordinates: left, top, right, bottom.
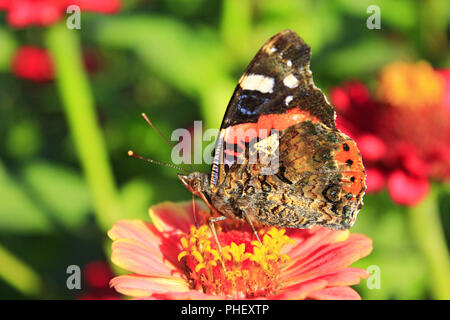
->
417, 0, 448, 62
0, 243, 42, 297
409, 185, 450, 299
45, 24, 122, 232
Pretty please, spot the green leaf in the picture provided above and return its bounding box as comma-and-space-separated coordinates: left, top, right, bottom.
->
0, 162, 52, 234
119, 178, 154, 221
93, 15, 226, 92
93, 15, 235, 128
22, 161, 92, 229
6, 121, 42, 160
318, 36, 413, 79
257, 0, 343, 53
0, 28, 16, 72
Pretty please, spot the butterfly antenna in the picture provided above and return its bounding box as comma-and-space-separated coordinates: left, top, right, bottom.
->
128, 150, 190, 174
192, 193, 198, 229
141, 113, 195, 172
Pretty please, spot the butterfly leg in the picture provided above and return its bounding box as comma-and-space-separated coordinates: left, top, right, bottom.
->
208, 216, 227, 269
241, 208, 262, 244
191, 194, 198, 228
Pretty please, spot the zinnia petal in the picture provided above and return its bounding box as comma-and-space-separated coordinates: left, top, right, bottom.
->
111, 239, 180, 277
149, 202, 201, 234
108, 219, 184, 272
283, 234, 372, 280
150, 291, 223, 300
285, 228, 349, 260
110, 275, 190, 298
308, 267, 369, 287
271, 279, 328, 300
307, 286, 362, 300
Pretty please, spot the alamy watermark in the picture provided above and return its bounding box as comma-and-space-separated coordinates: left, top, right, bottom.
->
366, 5, 381, 30
366, 265, 381, 290
66, 5, 81, 30
66, 265, 81, 290
169, 121, 280, 175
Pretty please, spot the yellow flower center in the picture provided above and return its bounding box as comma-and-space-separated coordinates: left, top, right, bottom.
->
177, 225, 295, 299
377, 61, 444, 110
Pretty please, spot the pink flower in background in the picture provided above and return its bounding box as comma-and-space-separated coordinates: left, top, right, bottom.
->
0, 0, 121, 27
108, 202, 372, 300
331, 61, 450, 206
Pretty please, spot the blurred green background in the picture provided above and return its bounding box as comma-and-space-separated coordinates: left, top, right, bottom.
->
0, 0, 449, 299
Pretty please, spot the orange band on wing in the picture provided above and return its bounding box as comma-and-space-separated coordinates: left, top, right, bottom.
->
334, 140, 366, 195
224, 107, 320, 145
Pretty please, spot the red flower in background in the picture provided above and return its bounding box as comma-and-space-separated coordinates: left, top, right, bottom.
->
11, 46, 102, 82
12, 46, 54, 82
77, 261, 120, 300
0, 0, 121, 27
331, 61, 450, 206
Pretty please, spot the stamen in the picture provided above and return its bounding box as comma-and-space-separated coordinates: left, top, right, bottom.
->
177, 220, 295, 298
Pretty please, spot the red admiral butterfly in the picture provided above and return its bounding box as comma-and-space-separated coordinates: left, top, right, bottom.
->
178, 30, 366, 244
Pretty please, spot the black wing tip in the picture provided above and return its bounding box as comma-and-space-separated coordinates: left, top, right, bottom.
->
277, 29, 296, 36
273, 29, 307, 43
271, 29, 298, 39
262, 29, 310, 55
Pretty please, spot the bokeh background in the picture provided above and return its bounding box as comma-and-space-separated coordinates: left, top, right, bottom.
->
0, 0, 449, 299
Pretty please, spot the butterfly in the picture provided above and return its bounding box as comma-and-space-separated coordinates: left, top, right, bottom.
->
177, 30, 366, 244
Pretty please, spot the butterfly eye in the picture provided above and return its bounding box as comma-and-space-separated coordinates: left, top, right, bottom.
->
191, 179, 201, 190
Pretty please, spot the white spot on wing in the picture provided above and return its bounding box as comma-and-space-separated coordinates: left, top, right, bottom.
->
240, 74, 275, 93
287, 60, 292, 67
283, 73, 299, 88
285, 95, 293, 106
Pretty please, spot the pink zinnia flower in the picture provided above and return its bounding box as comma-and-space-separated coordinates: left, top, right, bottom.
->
108, 202, 372, 300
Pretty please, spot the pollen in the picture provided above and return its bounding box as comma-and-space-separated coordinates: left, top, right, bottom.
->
177, 225, 295, 298
377, 61, 444, 110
